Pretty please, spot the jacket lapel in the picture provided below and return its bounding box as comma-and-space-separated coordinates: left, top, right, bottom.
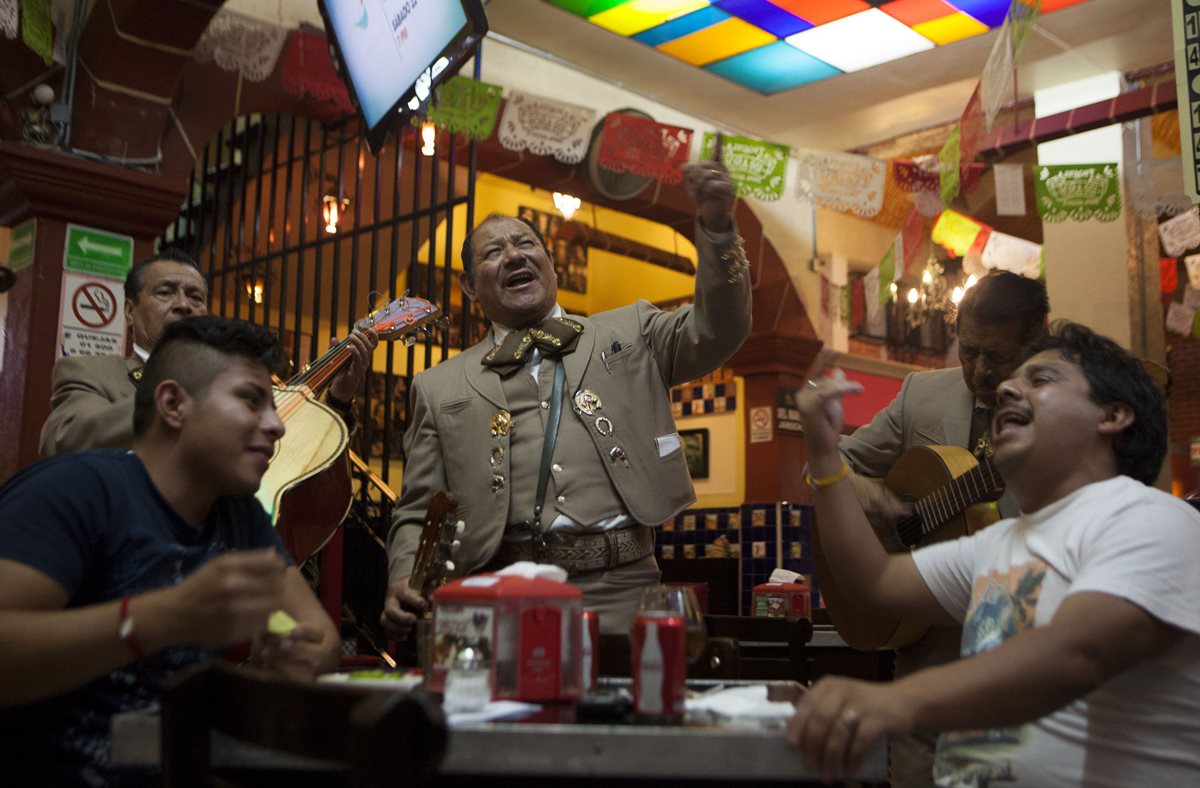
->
561, 314, 594, 395
462, 338, 507, 410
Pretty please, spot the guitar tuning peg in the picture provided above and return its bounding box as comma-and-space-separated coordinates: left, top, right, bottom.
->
454, 520, 466, 534
450, 539, 462, 554
444, 560, 456, 573
402, 333, 418, 347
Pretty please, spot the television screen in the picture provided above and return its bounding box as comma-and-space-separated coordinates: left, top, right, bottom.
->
318, 0, 488, 153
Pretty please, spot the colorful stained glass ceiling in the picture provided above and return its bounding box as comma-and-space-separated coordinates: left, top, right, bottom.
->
544, 0, 1091, 95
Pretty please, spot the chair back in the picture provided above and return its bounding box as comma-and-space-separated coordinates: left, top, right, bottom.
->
704, 615, 812, 682
161, 661, 446, 788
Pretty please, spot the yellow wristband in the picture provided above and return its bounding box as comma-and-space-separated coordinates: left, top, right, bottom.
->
804, 462, 850, 490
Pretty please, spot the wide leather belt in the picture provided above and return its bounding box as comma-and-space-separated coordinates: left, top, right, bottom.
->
493, 525, 655, 575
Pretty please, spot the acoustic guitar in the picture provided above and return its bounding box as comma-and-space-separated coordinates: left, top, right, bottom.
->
256, 296, 441, 563
813, 445, 1004, 651
410, 491, 463, 601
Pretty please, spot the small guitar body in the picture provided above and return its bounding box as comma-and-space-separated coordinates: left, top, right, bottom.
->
814, 445, 1003, 651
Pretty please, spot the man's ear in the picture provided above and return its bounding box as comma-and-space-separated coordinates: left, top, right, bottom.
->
154, 380, 191, 431
124, 296, 136, 324
458, 270, 476, 303
1097, 401, 1135, 437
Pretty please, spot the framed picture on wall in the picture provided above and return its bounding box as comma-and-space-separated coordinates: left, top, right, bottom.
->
680, 428, 709, 480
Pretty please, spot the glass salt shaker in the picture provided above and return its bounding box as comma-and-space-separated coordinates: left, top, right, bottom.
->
443, 645, 492, 713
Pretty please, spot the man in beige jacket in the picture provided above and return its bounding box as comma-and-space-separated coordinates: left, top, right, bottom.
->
382, 162, 751, 635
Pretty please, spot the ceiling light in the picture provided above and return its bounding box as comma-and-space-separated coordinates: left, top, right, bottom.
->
784, 9, 934, 72
553, 192, 582, 220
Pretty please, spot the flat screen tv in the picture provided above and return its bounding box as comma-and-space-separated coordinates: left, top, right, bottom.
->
317, 0, 488, 153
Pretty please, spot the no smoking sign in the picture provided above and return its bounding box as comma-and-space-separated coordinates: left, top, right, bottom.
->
71, 282, 118, 328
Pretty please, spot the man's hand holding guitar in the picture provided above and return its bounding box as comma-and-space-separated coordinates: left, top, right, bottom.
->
380, 492, 462, 638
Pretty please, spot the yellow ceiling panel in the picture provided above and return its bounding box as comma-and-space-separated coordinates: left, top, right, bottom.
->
589, 0, 711, 37
912, 13, 988, 46
658, 17, 777, 66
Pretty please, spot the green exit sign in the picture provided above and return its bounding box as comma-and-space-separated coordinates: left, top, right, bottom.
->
63, 224, 133, 279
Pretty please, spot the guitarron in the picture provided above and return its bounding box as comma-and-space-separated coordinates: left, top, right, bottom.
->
813, 445, 1004, 651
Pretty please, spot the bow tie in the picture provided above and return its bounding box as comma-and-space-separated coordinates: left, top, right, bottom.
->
481, 317, 584, 376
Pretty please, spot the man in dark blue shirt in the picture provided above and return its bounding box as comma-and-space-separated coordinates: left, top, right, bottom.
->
0, 316, 340, 787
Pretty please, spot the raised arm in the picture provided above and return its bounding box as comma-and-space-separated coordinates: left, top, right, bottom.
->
798, 372, 948, 620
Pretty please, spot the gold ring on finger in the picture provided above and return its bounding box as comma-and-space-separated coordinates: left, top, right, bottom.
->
840, 708, 859, 727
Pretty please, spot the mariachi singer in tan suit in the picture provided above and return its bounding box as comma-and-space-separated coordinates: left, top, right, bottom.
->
382, 162, 752, 635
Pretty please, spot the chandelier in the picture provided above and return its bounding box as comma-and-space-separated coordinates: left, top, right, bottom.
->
896, 258, 975, 329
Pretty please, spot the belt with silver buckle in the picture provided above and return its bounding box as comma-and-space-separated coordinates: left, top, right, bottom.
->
494, 525, 655, 574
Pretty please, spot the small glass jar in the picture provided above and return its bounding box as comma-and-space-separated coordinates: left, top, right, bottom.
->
443, 645, 492, 714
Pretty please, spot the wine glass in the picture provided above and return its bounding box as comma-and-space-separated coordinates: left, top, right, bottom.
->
636, 584, 707, 666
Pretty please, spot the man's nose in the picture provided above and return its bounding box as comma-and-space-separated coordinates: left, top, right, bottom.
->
995, 377, 1021, 405
263, 409, 286, 441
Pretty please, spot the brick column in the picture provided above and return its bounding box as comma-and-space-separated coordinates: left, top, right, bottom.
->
728, 334, 825, 504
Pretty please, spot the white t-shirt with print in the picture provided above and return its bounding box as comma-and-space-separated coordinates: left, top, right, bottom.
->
913, 475, 1200, 787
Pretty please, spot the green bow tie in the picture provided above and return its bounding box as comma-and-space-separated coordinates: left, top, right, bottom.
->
481, 317, 584, 376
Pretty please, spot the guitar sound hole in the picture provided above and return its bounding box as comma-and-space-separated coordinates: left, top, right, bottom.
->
895, 514, 924, 550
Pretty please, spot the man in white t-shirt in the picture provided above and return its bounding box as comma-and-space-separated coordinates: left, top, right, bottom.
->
788, 320, 1200, 786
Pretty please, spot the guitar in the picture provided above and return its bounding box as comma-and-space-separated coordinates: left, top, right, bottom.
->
257, 296, 442, 563
409, 491, 464, 601
813, 445, 1005, 651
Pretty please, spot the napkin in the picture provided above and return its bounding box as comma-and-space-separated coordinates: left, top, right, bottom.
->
495, 561, 569, 583
685, 685, 797, 721
445, 700, 541, 728
768, 568, 804, 585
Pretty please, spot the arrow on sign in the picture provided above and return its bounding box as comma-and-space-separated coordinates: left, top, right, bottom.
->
78, 236, 124, 258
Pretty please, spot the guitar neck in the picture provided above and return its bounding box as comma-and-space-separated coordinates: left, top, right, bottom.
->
900, 457, 1003, 547
287, 338, 355, 396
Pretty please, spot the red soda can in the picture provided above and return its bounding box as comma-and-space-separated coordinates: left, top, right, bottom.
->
581, 610, 599, 692
631, 612, 686, 722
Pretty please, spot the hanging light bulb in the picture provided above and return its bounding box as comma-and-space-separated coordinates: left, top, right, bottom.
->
322, 193, 349, 234
420, 121, 436, 157
950, 286, 965, 304
907, 287, 919, 304
553, 191, 582, 221
889, 282, 898, 297
965, 273, 978, 289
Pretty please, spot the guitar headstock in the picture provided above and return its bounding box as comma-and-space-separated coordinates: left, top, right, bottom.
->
409, 491, 464, 601
358, 296, 441, 343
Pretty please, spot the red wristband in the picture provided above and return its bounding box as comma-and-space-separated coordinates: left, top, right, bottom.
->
118, 594, 144, 660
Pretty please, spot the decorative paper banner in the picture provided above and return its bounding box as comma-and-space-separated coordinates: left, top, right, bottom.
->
1186, 252, 1200, 288
939, 126, 962, 205
701, 133, 789, 201
794, 150, 885, 217
280, 31, 353, 114
931, 209, 985, 257
498, 91, 596, 165
878, 245, 896, 307
1166, 301, 1196, 336
864, 266, 881, 323
193, 9, 287, 82
913, 189, 945, 218
1185, 284, 1200, 310
597, 112, 693, 185
1009, 0, 1042, 62
1158, 207, 1200, 256
994, 163, 1027, 216
981, 21, 1014, 131
1161, 258, 1179, 294
22, 0, 52, 65
1131, 158, 1194, 219
1034, 163, 1121, 223
894, 156, 984, 194
1, 0, 17, 40
900, 208, 925, 274
850, 277, 865, 329
959, 84, 984, 166
428, 76, 503, 140
981, 230, 1042, 278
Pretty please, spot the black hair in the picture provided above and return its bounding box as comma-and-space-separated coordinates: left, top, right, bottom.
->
459, 213, 551, 276
957, 270, 1049, 343
132, 316, 287, 436
1024, 320, 1166, 486
125, 247, 205, 302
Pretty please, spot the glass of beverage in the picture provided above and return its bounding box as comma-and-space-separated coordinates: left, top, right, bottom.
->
636, 585, 706, 666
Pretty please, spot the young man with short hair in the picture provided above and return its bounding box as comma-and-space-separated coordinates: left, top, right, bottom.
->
0, 316, 340, 787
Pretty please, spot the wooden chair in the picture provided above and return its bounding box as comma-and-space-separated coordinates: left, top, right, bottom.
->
161, 661, 446, 788
704, 615, 812, 682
